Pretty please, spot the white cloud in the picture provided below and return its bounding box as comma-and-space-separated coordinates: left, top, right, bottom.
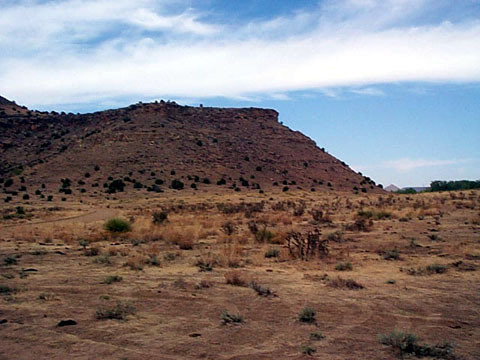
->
384, 158, 472, 172
350, 87, 385, 96
1, 0, 480, 106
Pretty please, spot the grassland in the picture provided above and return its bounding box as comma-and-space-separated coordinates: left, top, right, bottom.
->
0, 190, 479, 359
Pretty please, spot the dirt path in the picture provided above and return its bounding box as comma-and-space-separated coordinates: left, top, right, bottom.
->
0, 208, 119, 230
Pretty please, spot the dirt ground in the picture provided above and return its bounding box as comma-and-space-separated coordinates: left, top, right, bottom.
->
1, 190, 479, 359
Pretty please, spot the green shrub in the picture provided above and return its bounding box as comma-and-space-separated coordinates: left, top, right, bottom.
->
104, 275, 122, 284
146, 255, 160, 266
94, 255, 112, 265
104, 218, 132, 233
299, 307, 316, 323
96, 302, 136, 320
264, 248, 280, 258
382, 249, 400, 260
221, 311, 244, 324
310, 332, 325, 341
426, 264, 447, 274
335, 261, 353, 271
3, 255, 18, 265
329, 277, 364, 290
255, 229, 275, 243
171, 179, 184, 190
300, 345, 316, 355
249, 281, 275, 297
0, 285, 13, 294
378, 330, 456, 359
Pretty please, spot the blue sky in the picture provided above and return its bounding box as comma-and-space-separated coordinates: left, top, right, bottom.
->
1, 0, 479, 187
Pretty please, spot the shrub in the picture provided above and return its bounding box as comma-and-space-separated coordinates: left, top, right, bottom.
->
286, 229, 328, 260
346, 217, 373, 232
310, 208, 332, 224
221, 311, 244, 324
264, 248, 280, 258
106, 179, 125, 193
84, 247, 99, 256
255, 228, 275, 243
310, 332, 325, 341
298, 307, 316, 323
145, 255, 160, 266
3, 255, 18, 265
171, 179, 184, 190
95, 302, 136, 320
378, 330, 456, 359
104, 275, 122, 284
382, 249, 400, 260
300, 345, 316, 355
0, 285, 13, 294
152, 211, 168, 225
178, 236, 194, 250
104, 218, 132, 233
250, 281, 275, 297
221, 221, 236, 236
327, 231, 343, 242
426, 264, 447, 274
93, 255, 112, 265
329, 277, 364, 290
224, 271, 248, 287
196, 258, 214, 272
335, 261, 353, 271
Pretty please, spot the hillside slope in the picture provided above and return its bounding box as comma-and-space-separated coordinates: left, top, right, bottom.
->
0, 98, 382, 201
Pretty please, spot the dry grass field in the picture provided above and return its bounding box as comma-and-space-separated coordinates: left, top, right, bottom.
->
1, 189, 479, 359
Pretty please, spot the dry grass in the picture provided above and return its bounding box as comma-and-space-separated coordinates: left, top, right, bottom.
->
0, 189, 479, 359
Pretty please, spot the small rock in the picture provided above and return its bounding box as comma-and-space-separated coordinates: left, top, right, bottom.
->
54, 251, 66, 255
0, 319, 7, 324
189, 333, 202, 337
57, 319, 77, 327
22, 268, 38, 272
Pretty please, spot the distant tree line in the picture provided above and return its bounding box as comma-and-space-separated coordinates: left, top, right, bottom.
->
430, 180, 480, 192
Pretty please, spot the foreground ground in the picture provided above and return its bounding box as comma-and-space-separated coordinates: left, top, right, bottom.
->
0, 190, 479, 359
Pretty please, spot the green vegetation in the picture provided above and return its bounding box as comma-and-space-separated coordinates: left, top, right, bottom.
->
378, 330, 456, 359
104, 218, 132, 233
300, 345, 316, 355
430, 180, 480, 192
103, 275, 122, 284
171, 179, 184, 190
264, 248, 280, 258
298, 307, 316, 323
221, 311, 244, 324
96, 302, 136, 320
335, 261, 353, 271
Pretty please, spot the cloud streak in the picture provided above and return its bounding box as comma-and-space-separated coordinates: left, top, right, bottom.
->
1, 0, 480, 107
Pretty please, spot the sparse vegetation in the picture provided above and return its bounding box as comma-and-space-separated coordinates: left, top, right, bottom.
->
104, 218, 132, 233
335, 261, 353, 271
103, 275, 122, 284
298, 307, 316, 323
221, 311, 244, 324
95, 302, 136, 320
329, 277, 364, 290
378, 330, 457, 359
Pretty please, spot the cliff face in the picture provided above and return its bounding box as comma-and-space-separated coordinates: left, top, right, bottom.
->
0, 98, 382, 198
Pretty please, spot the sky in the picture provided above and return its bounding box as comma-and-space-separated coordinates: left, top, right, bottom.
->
1, 0, 479, 187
